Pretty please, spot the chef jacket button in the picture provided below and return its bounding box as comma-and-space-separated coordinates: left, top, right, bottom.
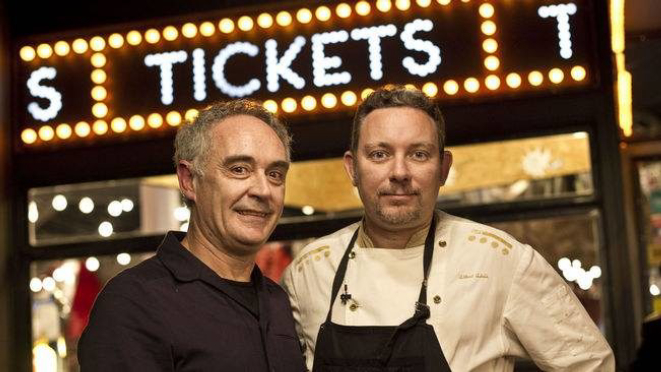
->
433, 295, 442, 304
349, 303, 358, 311
349, 252, 356, 259
438, 241, 447, 247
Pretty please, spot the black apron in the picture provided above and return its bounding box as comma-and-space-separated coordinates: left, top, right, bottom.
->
312, 216, 452, 372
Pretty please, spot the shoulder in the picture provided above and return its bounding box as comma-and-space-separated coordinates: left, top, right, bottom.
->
440, 211, 531, 255
101, 255, 170, 295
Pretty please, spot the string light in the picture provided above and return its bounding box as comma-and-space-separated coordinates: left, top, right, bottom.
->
93, 120, 108, 135
485, 75, 500, 90
296, 9, 313, 24
238, 16, 254, 32
401, 19, 442, 77
376, 0, 392, 12
27, 67, 62, 122
129, 115, 146, 131
147, 113, 163, 128
316, 6, 332, 21
91, 69, 107, 84
38, 126, 55, 141
483, 39, 498, 53
538, 3, 577, 59
266, 37, 306, 92
258, 13, 274, 29
20, 46, 36, 61
549, 68, 564, 84
108, 33, 124, 48
200, 22, 216, 37
276, 11, 293, 27
479, 3, 495, 18
416, 0, 432, 7
282, 97, 297, 113
438, 0, 451, 5
126, 31, 142, 45
72, 39, 88, 54
91, 53, 106, 68
464, 78, 480, 93
355, 1, 371, 16
571, 65, 586, 81
75, 122, 91, 137
184, 109, 199, 122
361, 88, 374, 99
166, 111, 182, 126
219, 18, 235, 34
54, 41, 70, 56
89, 36, 106, 51
336, 3, 352, 18
395, 0, 411, 11
144, 50, 188, 105
182, 23, 198, 38
321, 93, 337, 108
301, 95, 317, 111
312, 31, 352, 87
111, 118, 127, 133
506, 73, 522, 88
21, 129, 38, 144
145, 29, 161, 44
91, 86, 107, 101
422, 82, 438, 97
481, 21, 497, 36
263, 100, 278, 113
528, 71, 544, 86
92, 103, 108, 118
37, 44, 53, 59
193, 49, 207, 101
484, 56, 500, 71
341, 91, 358, 106
351, 25, 397, 80
212, 42, 261, 97
162, 26, 179, 41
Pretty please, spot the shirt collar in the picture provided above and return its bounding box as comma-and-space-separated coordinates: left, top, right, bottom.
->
356, 211, 438, 248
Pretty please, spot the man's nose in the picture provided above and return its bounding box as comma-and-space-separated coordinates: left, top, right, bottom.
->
248, 172, 272, 198
389, 155, 411, 182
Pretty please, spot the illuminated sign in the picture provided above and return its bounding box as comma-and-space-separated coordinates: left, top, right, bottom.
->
17, 0, 596, 146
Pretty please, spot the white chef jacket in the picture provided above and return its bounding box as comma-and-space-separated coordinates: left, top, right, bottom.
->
281, 212, 615, 372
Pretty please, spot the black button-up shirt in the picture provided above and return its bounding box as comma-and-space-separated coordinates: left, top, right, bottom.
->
79, 232, 306, 372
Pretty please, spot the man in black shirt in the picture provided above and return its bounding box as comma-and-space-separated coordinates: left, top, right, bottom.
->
78, 100, 305, 372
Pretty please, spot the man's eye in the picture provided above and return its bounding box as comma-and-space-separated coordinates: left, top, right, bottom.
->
412, 151, 429, 160
231, 166, 248, 175
268, 170, 284, 182
369, 150, 388, 160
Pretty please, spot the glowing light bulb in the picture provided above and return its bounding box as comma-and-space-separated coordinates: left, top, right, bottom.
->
20, 46, 36, 61
336, 3, 352, 18
395, 0, 411, 11
416, 0, 432, 7
72, 39, 88, 54
184, 109, 199, 122
92, 120, 108, 135
166, 111, 182, 126
111, 118, 127, 133
356, 1, 371, 15
37, 44, 53, 59
301, 95, 317, 111
438, 0, 451, 5
341, 91, 358, 106
422, 82, 438, 97
90, 36, 106, 51
54, 41, 70, 56
321, 93, 337, 108
464, 77, 480, 93
549, 68, 564, 84
361, 88, 374, 100
21, 128, 38, 144
528, 71, 544, 86
91, 53, 106, 68
91, 69, 107, 84
117, 253, 131, 266
479, 3, 495, 18
126, 31, 142, 45
200, 22, 216, 37
38, 126, 55, 141
52, 194, 67, 211
316, 6, 332, 21
481, 21, 497, 36
571, 66, 587, 81
482, 38, 498, 53
263, 100, 278, 113
162, 26, 179, 41
219, 18, 235, 34
297, 8, 313, 24
485, 75, 500, 90
276, 11, 293, 26
238, 16, 254, 31
75, 122, 91, 137
182, 23, 198, 38
108, 33, 124, 48
92, 103, 108, 118
376, 0, 392, 12
129, 115, 145, 131
148, 113, 163, 128
443, 80, 459, 95
257, 13, 274, 29
56, 123, 72, 139
98, 221, 113, 237
282, 97, 297, 113
484, 56, 500, 71
506, 73, 522, 88
145, 29, 161, 44
91, 86, 107, 101
85, 257, 100, 271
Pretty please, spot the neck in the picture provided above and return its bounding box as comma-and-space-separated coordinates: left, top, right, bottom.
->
363, 216, 432, 249
181, 222, 256, 282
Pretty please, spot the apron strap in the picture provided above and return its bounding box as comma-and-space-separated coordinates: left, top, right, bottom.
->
326, 228, 360, 322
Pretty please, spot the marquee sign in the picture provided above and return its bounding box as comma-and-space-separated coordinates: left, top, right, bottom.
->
16, 0, 596, 147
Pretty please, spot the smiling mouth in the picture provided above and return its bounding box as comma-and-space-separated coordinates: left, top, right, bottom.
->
237, 210, 270, 218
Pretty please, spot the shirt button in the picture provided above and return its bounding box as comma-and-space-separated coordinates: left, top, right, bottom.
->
349, 303, 358, 311
438, 241, 447, 247
433, 295, 442, 304
349, 252, 356, 259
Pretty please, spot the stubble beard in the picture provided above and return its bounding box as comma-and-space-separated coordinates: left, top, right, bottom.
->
374, 199, 422, 226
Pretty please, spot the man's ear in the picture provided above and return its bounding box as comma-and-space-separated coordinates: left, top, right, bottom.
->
343, 151, 358, 186
176, 160, 197, 203
440, 151, 453, 186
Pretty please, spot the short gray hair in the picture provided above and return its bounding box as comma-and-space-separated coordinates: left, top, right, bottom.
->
351, 85, 446, 154
174, 99, 292, 176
